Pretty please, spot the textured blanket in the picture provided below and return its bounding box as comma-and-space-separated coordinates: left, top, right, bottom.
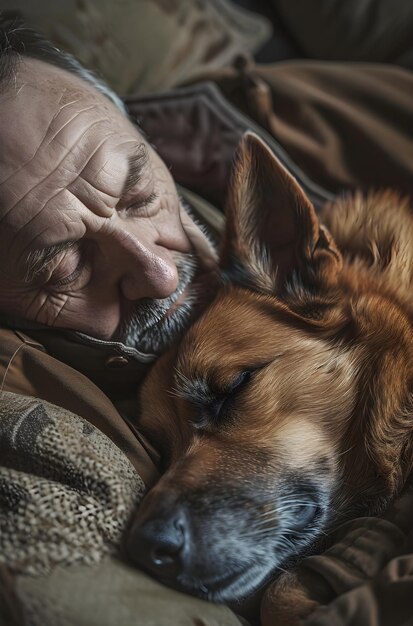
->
0, 391, 245, 626
0, 392, 144, 576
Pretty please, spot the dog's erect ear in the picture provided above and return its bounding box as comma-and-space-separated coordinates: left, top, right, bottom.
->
222, 133, 342, 293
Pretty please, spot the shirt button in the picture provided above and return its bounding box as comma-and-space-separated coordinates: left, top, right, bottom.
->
105, 355, 129, 369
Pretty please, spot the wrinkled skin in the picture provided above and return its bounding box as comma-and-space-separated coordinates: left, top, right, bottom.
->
0, 58, 216, 347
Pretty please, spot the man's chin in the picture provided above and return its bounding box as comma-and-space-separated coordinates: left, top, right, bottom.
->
125, 299, 195, 355
117, 256, 203, 354
119, 267, 218, 355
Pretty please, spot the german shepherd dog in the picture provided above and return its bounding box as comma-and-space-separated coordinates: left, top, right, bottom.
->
126, 134, 413, 620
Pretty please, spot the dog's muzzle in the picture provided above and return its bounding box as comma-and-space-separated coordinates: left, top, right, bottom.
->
124, 479, 327, 602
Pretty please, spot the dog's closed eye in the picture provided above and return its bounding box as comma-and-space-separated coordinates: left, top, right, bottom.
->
175, 370, 253, 430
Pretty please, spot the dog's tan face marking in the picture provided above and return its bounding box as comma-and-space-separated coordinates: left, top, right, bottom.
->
127, 134, 413, 604
175, 289, 355, 450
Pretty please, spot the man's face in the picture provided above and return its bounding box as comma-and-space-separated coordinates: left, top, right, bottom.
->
0, 58, 216, 353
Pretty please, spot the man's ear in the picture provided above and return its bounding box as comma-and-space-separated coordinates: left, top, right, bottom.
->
221, 133, 342, 293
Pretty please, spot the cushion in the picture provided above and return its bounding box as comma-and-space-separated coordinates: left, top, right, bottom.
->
272, 0, 413, 68
4, 0, 271, 94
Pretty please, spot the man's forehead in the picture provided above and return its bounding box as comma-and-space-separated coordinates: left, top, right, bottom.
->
0, 57, 128, 165
5, 56, 113, 105
0, 56, 148, 212
0, 57, 151, 261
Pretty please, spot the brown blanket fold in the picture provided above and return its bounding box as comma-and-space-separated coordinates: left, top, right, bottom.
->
181, 59, 413, 200
262, 481, 413, 625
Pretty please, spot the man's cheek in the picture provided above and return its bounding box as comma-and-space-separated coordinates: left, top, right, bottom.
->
8, 288, 120, 339
178, 206, 218, 271
0, 283, 49, 320
46, 293, 122, 339
22, 290, 70, 326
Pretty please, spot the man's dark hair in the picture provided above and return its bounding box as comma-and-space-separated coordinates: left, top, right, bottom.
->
0, 10, 125, 111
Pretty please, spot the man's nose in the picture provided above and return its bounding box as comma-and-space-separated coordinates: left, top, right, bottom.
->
102, 226, 180, 300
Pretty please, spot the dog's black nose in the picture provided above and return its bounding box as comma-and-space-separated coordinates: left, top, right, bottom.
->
126, 511, 187, 579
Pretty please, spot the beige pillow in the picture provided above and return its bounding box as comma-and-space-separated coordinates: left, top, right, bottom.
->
4, 0, 271, 94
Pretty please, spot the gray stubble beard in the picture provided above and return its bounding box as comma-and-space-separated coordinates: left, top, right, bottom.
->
118, 253, 201, 355
118, 199, 218, 355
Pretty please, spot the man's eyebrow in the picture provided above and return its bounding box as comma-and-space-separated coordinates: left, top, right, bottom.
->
24, 241, 77, 283
122, 143, 150, 197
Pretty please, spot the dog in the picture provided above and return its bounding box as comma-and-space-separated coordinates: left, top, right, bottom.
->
126, 133, 413, 614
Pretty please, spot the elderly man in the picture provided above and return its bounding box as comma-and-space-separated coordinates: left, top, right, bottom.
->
0, 17, 220, 480
0, 33, 217, 356
0, 18, 234, 626
1, 11, 413, 626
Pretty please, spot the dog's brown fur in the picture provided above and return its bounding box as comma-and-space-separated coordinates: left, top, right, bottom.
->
127, 134, 413, 622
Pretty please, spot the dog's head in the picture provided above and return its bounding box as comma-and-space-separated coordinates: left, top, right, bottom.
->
126, 134, 413, 603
